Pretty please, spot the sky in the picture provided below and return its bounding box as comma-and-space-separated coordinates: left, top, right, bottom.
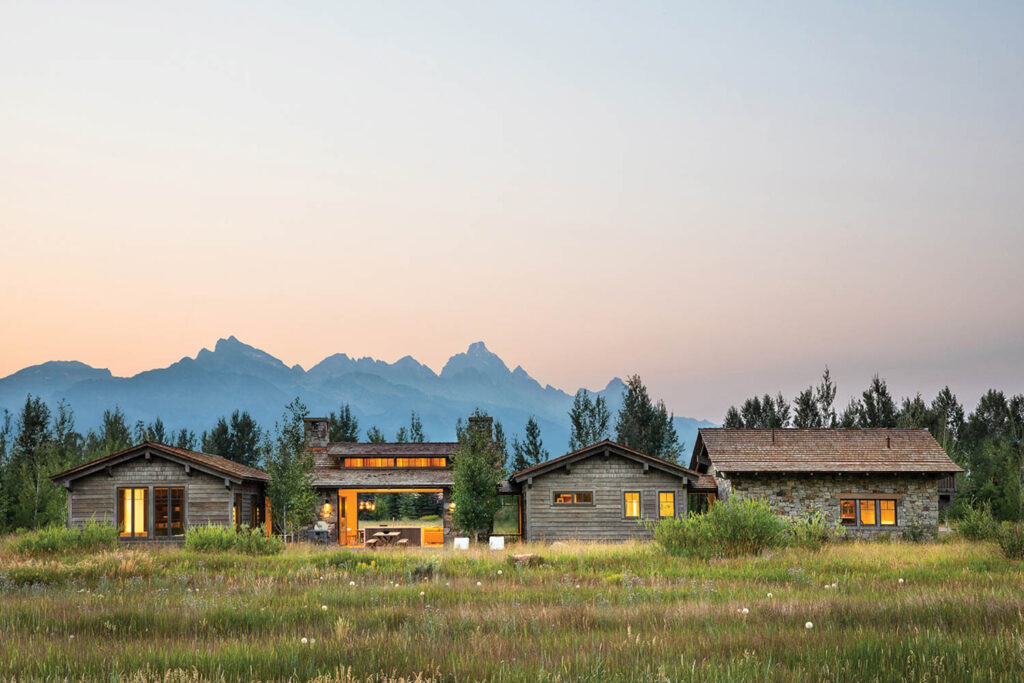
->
1, 2, 1022, 421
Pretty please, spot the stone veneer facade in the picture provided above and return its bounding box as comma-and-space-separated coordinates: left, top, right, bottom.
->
716, 470, 941, 539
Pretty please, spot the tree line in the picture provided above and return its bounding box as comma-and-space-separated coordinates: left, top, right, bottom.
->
723, 368, 1024, 521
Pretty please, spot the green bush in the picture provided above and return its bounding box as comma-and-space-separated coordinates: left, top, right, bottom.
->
786, 510, 843, 550
12, 520, 118, 555
956, 505, 1000, 541
996, 522, 1024, 560
184, 524, 284, 555
653, 497, 787, 559
901, 519, 932, 542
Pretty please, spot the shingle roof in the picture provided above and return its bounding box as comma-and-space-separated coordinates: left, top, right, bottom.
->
510, 439, 699, 483
695, 428, 962, 474
50, 442, 269, 483
314, 468, 455, 488
691, 474, 719, 491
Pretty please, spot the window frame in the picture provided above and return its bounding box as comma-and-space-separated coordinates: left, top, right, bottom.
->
623, 491, 641, 519
839, 497, 899, 528
116, 486, 149, 539
658, 491, 676, 519
552, 491, 595, 506
840, 499, 857, 526
879, 499, 897, 526
153, 486, 186, 538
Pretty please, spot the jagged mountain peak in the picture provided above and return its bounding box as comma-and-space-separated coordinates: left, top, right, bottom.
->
440, 341, 511, 380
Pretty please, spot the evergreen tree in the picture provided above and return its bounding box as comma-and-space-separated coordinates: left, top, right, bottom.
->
568, 389, 611, 451
6, 395, 53, 530
839, 398, 862, 427
859, 375, 898, 428
395, 426, 409, 443
144, 418, 167, 443
815, 367, 838, 427
228, 411, 262, 468
174, 428, 197, 450
511, 417, 548, 471
722, 406, 744, 428
931, 387, 965, 452
265, 398, 317, 535
329, 404, 360, 442
493, 420, 509, 473
740, 395, 764, 428
366, 426, 385, 443
451, 415, 502, 542
792, 388, 822, 428
614, 375, 682, 462
202, 417, 232, 457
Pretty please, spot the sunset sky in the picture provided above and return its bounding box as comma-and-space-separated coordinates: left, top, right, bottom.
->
2, 2, 1022, 420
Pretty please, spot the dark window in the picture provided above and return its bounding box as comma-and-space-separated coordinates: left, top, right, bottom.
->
233, 494, 242, 530
154, 487, 185, 537
494, 495, 521, 535
687, 492, 715, 516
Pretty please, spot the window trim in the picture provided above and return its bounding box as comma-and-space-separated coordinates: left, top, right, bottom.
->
552, 491, 595, 506
116, 486, 150, 539
623, 491, 641, 519
658, 491, 676, 519
839, 497, 900, 528
153, 486, 186, 538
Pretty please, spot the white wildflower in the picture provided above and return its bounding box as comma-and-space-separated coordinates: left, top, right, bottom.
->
741, 608, 749, 615
805, 621, 813, 629
476, 581, 482, 586
349, 581, 356, 586
321, 605, 328, 611
301, 637, 308, 644
898, 578, 904, 584
767, 592, 773, 599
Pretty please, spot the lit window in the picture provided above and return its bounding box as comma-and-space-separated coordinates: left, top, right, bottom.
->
624, 492, 640, 518
553, 492, 593, 505
233, 494, 242, 530
859, 499, 876, 525
117, 488, 148, 538
659, 492, 675, 518
840, 500, 856, 525
879, 500, 896, 526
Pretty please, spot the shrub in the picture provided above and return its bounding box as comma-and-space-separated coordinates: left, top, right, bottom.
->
13, 520, 118, 556
184, 524, 284, 555
996, 522, 1024, 560
653, 497, 786, 559
786, 510, 843, 550
956, 505, 1000, 541
901, 519, 932, 542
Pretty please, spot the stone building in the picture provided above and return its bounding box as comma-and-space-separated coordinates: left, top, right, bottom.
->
689, 428, 962, 539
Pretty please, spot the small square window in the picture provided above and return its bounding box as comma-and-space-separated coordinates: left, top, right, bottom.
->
658, 492, 675, 518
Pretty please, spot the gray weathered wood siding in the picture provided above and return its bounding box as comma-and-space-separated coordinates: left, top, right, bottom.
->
522, 454, 688, 542
67, 454, 245, 536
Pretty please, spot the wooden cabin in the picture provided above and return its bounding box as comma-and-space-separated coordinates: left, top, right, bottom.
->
509, 440, 698, 542
50, 442, 269, 541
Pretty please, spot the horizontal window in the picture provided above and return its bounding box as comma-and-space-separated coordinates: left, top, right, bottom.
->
342, 457, 447, 468
840, 498, 898, 527
553, 491, 593, 505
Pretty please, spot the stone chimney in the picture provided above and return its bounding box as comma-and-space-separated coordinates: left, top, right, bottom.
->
467, 415, 493, 441
304, 417, 329, 446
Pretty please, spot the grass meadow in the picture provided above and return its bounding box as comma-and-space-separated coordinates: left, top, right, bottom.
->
0, 538, 1021, 681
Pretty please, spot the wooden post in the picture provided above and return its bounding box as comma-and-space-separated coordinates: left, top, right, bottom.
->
265, 496, 272, 537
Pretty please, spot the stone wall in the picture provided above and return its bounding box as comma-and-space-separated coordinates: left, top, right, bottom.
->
724, 472, 941, 539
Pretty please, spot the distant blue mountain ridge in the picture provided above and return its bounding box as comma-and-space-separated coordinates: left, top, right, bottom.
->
0, 337, 716, 460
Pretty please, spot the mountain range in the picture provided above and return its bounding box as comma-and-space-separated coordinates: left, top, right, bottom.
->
0, 337, 715, 458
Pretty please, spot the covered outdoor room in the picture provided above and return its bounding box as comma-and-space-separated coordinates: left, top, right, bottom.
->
327, 488, 448, 548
